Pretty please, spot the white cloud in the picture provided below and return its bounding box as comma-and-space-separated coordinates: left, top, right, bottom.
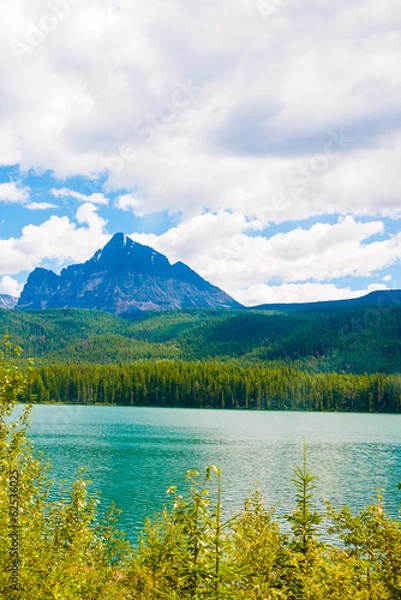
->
0, 182, 30, 204
26, 202, 58, 210
0, 209, 110, 276
76, 202, 107, 233
115, 193, 144, 214
0, 0, 399, 222
366, 283, 389, 292
0, 275, 23, 298
132, 212, 401, 300
51, 187, 109, 205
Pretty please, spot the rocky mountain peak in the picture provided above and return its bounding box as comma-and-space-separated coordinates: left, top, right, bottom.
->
81, 233, 171, 276
17, 233, 242, 315
94, 232, 133, 261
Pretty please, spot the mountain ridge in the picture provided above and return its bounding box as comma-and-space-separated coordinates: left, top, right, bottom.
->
250, 289, 401, 311
17, 233, 242, 315
0, 294, 18, 309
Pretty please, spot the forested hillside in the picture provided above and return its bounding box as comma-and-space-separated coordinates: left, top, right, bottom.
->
1, 305, 401, 373
21, 361, 401, 413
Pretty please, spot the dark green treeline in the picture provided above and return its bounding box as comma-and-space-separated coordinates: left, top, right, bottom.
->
22, 362, 401, 413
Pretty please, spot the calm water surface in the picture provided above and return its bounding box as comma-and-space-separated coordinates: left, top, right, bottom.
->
25, 405, 401, 542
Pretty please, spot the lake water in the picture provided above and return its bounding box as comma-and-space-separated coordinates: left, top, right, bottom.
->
24, 405, 401, 542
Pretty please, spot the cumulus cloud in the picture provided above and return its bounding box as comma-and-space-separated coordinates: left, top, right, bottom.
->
0, 182, 30, 204
132, 212, 401, 297
0, 0, 399, 221
0, 275, 23, 297
52, 188, 109, 205
0, 208, 110, 276
76, 202, 108, 233
115, 193, 144, 214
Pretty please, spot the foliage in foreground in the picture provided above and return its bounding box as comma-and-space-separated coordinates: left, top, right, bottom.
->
1, 339, 401, 599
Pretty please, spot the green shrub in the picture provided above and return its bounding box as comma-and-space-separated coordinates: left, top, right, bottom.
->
0, 337, 132, 599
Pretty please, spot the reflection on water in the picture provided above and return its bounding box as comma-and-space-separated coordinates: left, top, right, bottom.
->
25, 405, 401, 542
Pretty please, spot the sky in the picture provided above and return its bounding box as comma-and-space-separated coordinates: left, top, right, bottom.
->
0, 0, 401, 306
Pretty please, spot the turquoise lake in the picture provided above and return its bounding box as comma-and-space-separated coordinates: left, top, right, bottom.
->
25, 405, 401, 542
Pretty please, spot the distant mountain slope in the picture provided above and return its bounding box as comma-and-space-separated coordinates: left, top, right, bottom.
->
1, 304, 401, 373
0, 294, 17, 309
17, 233, 242, 315
251, 289, 401, 311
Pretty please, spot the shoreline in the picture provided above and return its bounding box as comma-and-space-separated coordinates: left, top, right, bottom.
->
17, 401, 401, 416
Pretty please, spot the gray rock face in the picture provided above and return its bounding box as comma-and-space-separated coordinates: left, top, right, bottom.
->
17, 233, 242, 315
0, 294, 18, 309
